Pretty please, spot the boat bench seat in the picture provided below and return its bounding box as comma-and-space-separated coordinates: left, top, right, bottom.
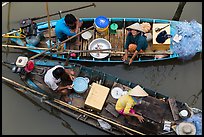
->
105, 103, 119, 117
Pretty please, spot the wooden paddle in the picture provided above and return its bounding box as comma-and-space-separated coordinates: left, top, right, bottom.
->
5, 2, 11, 59
45, 2, 52, 49
29, 26, 94, 60
31, 3, 96, 21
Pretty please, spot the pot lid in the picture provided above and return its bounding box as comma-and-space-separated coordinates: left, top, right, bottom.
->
110, 23, 118, 30
95, 16, 109, 28
111, 87, 124, 99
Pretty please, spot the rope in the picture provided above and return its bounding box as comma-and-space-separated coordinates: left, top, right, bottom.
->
186, 89, 202, 107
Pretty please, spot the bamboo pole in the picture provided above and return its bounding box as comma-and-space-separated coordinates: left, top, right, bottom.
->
2, 44, 172, 55
2, 76, 145, 135
29, 26, 94, 60
54, 99, 145, 135
2, 76, 46, 97
2, 44, 57, 50
45, 2, 52, 48
58, 50, 172, 55
31, 3, 96, 21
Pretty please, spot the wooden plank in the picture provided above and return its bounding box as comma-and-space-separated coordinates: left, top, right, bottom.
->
85, 83, 110, 111
168, 98, 180, 121
105, 103, 119, 117
135, 96, 167, 123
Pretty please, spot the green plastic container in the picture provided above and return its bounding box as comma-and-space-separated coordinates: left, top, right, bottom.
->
110, 23, 118, 34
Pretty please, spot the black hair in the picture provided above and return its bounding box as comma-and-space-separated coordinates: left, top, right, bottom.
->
52, 67, 65, 79
64, 14, 77, 25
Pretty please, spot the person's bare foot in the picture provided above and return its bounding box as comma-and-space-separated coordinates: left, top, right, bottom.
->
62, 96, 72, 103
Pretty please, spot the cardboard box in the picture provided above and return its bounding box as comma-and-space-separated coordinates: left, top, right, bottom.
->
152, 23, 171, 51
85, 83, 110, 111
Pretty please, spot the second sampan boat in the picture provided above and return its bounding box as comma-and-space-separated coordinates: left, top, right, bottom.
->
2, 56, 202, 135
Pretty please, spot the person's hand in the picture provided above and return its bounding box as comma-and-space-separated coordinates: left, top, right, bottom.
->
137, 115, 145, 123
129, 58, 133, 65
70, 75, 75, 81
67, 84, 74, 89
65, 69, 75, 81
77, 19, 83, 28
122, 54, 128, 61
75, 19, 83, 28
69, 70, 75, 81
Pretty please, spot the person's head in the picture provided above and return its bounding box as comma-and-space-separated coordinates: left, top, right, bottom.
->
130, 29, 141, 36
52, 67, 65, 80
64, 14, 77, 29
126, 23, 145, 36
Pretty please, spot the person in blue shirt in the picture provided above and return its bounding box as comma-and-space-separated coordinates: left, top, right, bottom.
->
122, 23, 148, 65
55, 14, 83, 50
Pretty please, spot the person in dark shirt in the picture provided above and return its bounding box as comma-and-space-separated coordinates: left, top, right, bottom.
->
55, 14, 83, 50
122, 23, 148, 65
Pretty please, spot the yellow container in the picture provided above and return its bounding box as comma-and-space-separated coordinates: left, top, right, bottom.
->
94, 16, 109, 36
95, 23, 109, 36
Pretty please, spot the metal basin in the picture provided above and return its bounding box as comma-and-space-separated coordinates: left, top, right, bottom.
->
73, 77, 89, 94
88, 38, 112, 59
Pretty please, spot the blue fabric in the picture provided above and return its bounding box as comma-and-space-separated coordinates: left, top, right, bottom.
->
171, 20, 202, 61
55, 18, 76, 42
124, 32, 148, 52
184, 113, 202, 135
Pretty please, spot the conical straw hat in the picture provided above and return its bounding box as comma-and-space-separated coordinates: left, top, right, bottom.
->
176, 122, 196, 135
126, 23, 145, 33
128, 85, 149, 97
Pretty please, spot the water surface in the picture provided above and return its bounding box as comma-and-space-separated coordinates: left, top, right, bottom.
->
2, 2, 202, 135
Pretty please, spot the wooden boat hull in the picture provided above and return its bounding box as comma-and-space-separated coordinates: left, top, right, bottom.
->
6, 17, 201, 63
2, 58, 202, 135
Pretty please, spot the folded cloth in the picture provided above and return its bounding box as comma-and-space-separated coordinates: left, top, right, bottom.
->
156, 30, 172, 43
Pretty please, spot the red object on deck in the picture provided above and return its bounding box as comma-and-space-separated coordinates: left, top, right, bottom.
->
24, 60, 34, 73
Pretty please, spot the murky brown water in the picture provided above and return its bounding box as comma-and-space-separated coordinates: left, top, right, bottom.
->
2, 2, 202, 135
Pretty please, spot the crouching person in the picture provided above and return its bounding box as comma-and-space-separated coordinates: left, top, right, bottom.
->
44, 65, 75, 102
115, 85, 149, 123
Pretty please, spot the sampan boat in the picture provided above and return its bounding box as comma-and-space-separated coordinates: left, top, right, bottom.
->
3, 16, 202, 63
2, 57, 202, 135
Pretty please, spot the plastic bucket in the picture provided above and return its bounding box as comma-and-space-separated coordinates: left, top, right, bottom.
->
94, 16, 109, 36
73, 77, 89, 94
110, 23, 118, 34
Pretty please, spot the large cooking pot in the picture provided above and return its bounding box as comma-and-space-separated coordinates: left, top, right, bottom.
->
73, 77, 89, 94
88, 38, 112, 59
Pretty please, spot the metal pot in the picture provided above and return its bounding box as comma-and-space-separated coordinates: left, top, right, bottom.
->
88, 38, 112, 59
73, 77, 89, 94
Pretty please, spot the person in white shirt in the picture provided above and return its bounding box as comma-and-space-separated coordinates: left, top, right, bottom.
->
44, 65, 75, 102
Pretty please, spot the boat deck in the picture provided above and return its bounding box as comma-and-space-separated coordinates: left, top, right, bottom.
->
29, 64, 189, 135
37, 22, 169, 61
